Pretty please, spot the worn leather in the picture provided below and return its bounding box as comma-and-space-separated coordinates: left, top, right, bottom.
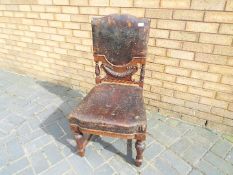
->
69, 83, 146, 134
92, 14, 150, 65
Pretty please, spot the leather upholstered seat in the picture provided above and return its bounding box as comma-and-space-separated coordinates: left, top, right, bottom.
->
69, 83, 146, 134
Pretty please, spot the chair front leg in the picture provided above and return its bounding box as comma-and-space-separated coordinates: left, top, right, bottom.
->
70, 124, 86, 157
135, 140, 145, 167
74, 132, 85, 157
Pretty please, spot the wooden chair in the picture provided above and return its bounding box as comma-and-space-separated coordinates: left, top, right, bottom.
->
68, 14, 150, 167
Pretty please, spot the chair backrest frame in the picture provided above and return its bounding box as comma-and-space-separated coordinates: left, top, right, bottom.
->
91, 14, 150, 87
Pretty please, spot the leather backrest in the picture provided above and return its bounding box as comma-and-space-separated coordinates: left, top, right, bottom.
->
92, 14, 150, 65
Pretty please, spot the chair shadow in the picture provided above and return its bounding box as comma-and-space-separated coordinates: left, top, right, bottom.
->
92, 136, 134, 164
37, 81, 135, 165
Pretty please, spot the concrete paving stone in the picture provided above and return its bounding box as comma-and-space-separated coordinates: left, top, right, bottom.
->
150, 126, 180, 147
170, 137, 192, 155
176, 122, 194, 134
67, 99, 81, 109
6, 137, 24, 161
98, 144, 119, 161
44, 122, 65, 139
49, 97, 65, 107
85, 145, 106, 169
24, 134, 53, 154
67, 154, 93, 175
0, 157, 29, 175
40, 83, 70, 96
182, 143, 208, 165
0, 108, 9, 117
99, 135, 118, 144
109, 156, 137, 175
39, 109, 65, 126
210, 138, 233, 159
189, 169, 204, 175
90, 136, 118, 151
58, 103, 74, 116
109, 138, 128, 155
0, 130, 5, 137
195, 159, 224, 175
18, 128, 45, 144
165, 118, 181, 127
36, 105, 60, 121
27, 116, 41, 130
113, 141, 139, 167
160, 150, 192, 175
37, 96, 63, 108
29, 151, 49, 174
16, 122, 32, 137
40, 160, 70, 175
147, 114, 160, 129
158, 122, 182, 138
22, 103, 46, 117
61, 141, 77, 157
186, 127, 219, 148
0, 145, 9, 167
0, 120, 14, 134
141, 165, 163, 175
0, 132, 18, 144
148, 111, 166, 120
204, 151, 233, 175
146, 134, 156, 146
226, 149, 233, 165
63, 169, 78, 175
57, 118, 70, 134
6, 113, 25, 126
0, 93, 11, 100
94, 163, 115, 175
16, 167, 35, 175
11, 89, 35, 99
66, 89, 84, 98
11, 98, 30, 108
153, 157, 179, 175
144, 141, 165, 161
111, 140, 139, 166
42, 143, 64, 165
57, 131, 76, 149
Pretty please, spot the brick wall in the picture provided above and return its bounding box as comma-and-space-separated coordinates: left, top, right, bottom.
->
0, 0, 233, 134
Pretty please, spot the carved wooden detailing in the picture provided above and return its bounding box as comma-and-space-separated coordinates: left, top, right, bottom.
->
101, 63, 138, 79
139, 64, 145, 87
95, 61, 101, 84
93, 55, 146, 86
135, 140, 145, 167
138, 124, 146, 133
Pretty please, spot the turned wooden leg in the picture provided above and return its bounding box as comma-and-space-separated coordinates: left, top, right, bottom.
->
74, 132, 85, 157
135, 140, 145, 167
70, 124, 92, 157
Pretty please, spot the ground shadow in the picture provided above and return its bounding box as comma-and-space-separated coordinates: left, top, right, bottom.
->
38, 81, 134, 164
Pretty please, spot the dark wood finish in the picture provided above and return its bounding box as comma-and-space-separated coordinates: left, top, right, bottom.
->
68, 14, 150, 167
135, 140, 146, 166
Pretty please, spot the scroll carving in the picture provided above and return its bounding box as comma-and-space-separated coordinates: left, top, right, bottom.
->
101, 64, 138, 79
95, 61, 101, 84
